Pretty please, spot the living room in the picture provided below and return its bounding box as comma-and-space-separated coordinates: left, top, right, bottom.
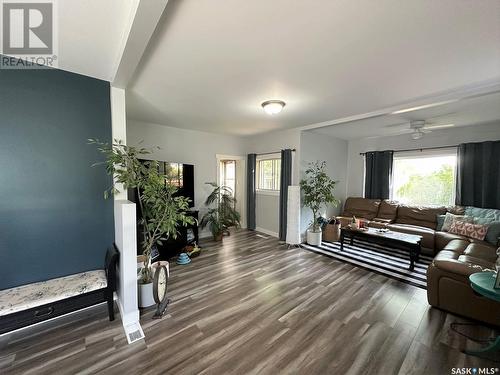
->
1, 1, 500, 374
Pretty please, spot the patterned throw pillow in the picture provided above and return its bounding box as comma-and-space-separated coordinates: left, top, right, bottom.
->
441, 212, 474, 232
449, 220, 489, 241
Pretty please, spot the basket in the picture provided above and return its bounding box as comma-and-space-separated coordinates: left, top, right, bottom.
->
323, 223, 341, 242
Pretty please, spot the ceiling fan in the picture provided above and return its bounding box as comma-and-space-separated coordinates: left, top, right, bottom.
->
385, 119, 455, 140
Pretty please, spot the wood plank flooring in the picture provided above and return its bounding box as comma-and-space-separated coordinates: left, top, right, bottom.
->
1, 230, 499, 374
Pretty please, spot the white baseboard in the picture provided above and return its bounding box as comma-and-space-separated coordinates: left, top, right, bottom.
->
255, 227, 279, 238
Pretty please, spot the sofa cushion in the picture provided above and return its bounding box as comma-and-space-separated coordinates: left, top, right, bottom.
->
436, 214, 446, 231
474, 219, 500, 246
376, 200, 399, 221
443, 238, 470, 253
449, 220, 489, 241
435, 231, 468, 251
465, 206, 500, 222
386, 223, 434, 249
463, 243, 498, 264
395, 205, 446, 229
342, 197, 381, 220
0, 270, 107, 316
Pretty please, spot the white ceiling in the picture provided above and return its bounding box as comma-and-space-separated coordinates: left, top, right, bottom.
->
312, 91, 500, 140
57, 0, 136, 81
127, 0, 500, 135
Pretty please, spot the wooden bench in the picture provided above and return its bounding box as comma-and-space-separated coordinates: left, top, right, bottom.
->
0, 245, 119, 334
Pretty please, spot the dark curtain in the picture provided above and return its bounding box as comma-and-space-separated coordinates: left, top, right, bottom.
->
364, 150, 394, 199
456, 140, 500, 209
279, 149, 293, 241
246, 154, 257, 230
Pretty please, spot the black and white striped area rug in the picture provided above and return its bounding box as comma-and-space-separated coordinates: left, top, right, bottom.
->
301, 238, 433, 289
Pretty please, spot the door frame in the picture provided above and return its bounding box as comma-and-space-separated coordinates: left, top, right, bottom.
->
216, 154, 247, 229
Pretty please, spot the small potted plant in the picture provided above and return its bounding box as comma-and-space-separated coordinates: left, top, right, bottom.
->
200, 182, 241, 241
90, 139, 194, 308
300, 161, 339, 246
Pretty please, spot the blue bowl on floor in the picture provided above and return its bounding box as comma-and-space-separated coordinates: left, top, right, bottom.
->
177, 253, 191, 265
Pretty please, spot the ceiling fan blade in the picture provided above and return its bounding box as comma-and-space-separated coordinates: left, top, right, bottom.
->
421, 129, 432, 134
423, 123, 455, 129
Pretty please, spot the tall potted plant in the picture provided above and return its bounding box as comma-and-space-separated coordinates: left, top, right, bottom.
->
200, 183, 241, 241
90, 139, 194, 307
300, 161, 339, 246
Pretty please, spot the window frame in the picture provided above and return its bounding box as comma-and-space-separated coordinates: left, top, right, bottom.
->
256, 153, 281, 194
220, 159, 236, 197
390, 147, 458, 206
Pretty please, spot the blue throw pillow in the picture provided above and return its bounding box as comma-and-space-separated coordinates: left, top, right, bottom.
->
465, 206, 500, 222
473, 217, 500, 245
436, 214, 446, 231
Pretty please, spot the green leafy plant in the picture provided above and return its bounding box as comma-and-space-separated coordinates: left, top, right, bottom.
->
200, 182, 241, 240
89, 139, 194, 283
300, 161, 340, 232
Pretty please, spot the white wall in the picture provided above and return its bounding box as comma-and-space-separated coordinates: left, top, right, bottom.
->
243, 128, 301, 236
300, 131, 348, 233
127, 120, 247, 236
346, 122, 500, 197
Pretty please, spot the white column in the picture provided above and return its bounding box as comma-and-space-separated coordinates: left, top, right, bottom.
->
110, 86, 127, 200
114, 200, 141, 334
110, 86, 142, 341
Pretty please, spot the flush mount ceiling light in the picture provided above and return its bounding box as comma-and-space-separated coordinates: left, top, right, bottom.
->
262, 100, 286, 115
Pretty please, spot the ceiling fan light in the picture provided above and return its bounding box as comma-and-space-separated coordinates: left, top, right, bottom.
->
411, 130, 424, 140
262, 100, 286, 115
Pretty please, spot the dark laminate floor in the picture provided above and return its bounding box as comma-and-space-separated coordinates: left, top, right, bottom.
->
1, 230, 499, 374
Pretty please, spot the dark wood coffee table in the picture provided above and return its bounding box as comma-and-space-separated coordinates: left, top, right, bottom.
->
340, 227, 422, 270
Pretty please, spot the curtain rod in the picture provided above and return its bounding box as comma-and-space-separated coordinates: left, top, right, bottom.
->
359, 145, 458, 156
257, 148, 296, 156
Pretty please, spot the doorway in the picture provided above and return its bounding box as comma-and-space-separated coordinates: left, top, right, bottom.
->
216, 155, 246, 229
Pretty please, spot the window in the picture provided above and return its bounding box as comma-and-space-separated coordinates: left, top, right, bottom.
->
220, 160, 236, 196
163, 162, 183, 187
391, 149, 457, 206
257, 157, 281, 191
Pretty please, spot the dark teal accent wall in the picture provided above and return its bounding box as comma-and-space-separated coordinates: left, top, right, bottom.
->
0, 66, 114, 289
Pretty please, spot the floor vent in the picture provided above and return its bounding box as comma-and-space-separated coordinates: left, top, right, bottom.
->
124, 322, 145, 344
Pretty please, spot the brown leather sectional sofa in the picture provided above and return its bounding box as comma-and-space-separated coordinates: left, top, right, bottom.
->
337, 197, 500, 326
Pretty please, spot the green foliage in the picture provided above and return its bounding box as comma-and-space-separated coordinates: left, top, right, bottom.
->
396, 164, 454, 206
300, 161, 340, 232
200, 182, 241, 239
89, 138, 194, 283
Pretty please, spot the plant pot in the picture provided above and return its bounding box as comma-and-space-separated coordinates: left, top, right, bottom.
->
138, 282, 155, 308
214, 233, 223, 242
306, 229, 322, 246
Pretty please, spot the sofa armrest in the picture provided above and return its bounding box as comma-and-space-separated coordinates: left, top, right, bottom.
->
433, 258, 486, 277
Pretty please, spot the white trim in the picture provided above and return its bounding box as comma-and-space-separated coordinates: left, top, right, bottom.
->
297, 80, 500, 133
216, 154, 246, 161
256, 189, 280, 196
393, 147, 458, 159
256, 227, 279, 238
216, 154, 247, 229
256, 152, 281, 161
